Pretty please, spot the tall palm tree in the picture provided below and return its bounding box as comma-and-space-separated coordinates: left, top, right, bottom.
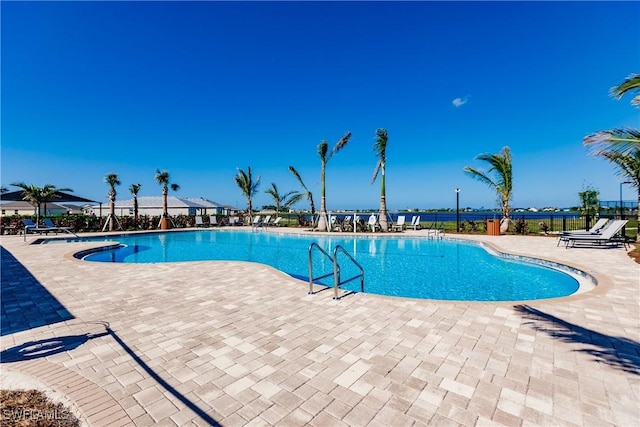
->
317, 132, 352, 231
155, 170, 179, 228
104, 173, 121, 231
589, 148, 640, 242
288, 166, 315, 215
264, 183, 296, 215
371, 128, 389, 232
129, 183, 142, 226
10, 182, 73, 225
463, 146, 513, 232
234, 167, 261, 222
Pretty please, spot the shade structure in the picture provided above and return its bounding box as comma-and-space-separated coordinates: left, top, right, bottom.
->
0, 190, 97, 204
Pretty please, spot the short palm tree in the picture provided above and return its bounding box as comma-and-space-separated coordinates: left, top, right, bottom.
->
105, 173, 121, 231
10, 182, 73, 225
371, 128, 389, 231
264, 183, 296, 215
155, 170, 179, 226
317, 132, 352, 231
288, 166, 316, 216
234, 167, 261, 222
129, 183, 142, 226
463, 146, 513, 232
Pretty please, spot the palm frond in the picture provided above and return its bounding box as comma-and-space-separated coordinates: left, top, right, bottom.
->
289, 166, 310, 192
317, 141, 328, 162
328, 132, 352, 161
371, 160, 382, 185
610, 73, 640, 104
463, 166, 497, 189
373, 128, 388, 159
584, 128, 640, 155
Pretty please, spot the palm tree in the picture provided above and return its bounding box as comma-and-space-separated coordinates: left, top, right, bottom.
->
288, 166, 316, 215
0, 186, 8, 193
584, 74, 640, 155
129, 183, 142, 226
611, 73, 640, 108
589, 148, 640, 242
10, 182, 73, 225
264, 183, 297, 215
463, 146, 513, 232
371, 128, 389, 232
317, 132, 352, 231
104, 173, 121, 231
155, 170, 179, 228
234, 167, 261, 222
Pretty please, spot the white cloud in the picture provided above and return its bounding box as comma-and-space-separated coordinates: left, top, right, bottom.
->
452, 97, 468, 107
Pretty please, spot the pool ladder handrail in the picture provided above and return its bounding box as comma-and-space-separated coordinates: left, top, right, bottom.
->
308, 243, 365, 299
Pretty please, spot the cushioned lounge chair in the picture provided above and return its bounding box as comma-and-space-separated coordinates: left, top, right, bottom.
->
194, 216, 206, 227
43, 218, 74, 233
563, 219, 628, 248
557, 218, 610, 246
209, 215, 219, 227
272, 217, 282, 227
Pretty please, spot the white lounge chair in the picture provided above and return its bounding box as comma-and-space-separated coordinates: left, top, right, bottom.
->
194, 216, 206, 227
557, 218, 610, 246
563, 220, 629, 248
392, 215, 406, 231
409, 215, 421, 230
209, 215, 219, 227
272, 217, 282, 227
368, 214, 380, 232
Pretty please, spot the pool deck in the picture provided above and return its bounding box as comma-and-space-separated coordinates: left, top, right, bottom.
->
1, 228, 638, 426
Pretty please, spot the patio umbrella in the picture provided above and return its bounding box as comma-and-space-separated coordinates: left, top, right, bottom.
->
0, 190, 97, 204
0, 190, 98, 215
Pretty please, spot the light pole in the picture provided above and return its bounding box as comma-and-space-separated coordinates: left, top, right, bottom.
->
456, 188, 460, 233
620, 181, 632, 237
620, 181, 632, 218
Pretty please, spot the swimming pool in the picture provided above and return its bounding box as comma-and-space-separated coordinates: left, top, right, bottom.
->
67, 230, 584, 302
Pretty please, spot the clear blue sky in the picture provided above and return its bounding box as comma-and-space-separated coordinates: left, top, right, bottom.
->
2, 1, 639, 211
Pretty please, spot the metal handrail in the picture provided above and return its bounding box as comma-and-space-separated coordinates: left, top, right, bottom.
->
308, 242, 334, 294
333, 245, 364, 299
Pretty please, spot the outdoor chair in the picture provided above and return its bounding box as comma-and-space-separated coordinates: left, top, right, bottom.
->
557, 218, 611, 246
368, 214, 380, 232
43, 218, 75, 233
194, 216, 206, 227
562, 220, 629, 249
392, 215, 406, 232
209, 215, 219, 227
272, 217, 282, 227
409, 215, 422, 230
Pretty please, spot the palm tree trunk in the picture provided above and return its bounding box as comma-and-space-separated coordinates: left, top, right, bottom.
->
379, 196, 388, 232
109, 193, 115, 231
636, 190, 639, 243
133, 197, 139, 227
500, 199, 510, 233
162, 187, 168, 217
317, 165, 328, 231
379, 172, 387, 232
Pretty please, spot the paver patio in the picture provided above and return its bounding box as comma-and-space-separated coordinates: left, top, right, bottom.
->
1, 229, 638, 426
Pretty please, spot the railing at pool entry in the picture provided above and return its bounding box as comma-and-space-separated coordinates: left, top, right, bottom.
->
308, 243, 365, 299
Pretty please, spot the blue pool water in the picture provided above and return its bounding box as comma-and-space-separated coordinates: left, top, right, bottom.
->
72, 230, 580, 301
